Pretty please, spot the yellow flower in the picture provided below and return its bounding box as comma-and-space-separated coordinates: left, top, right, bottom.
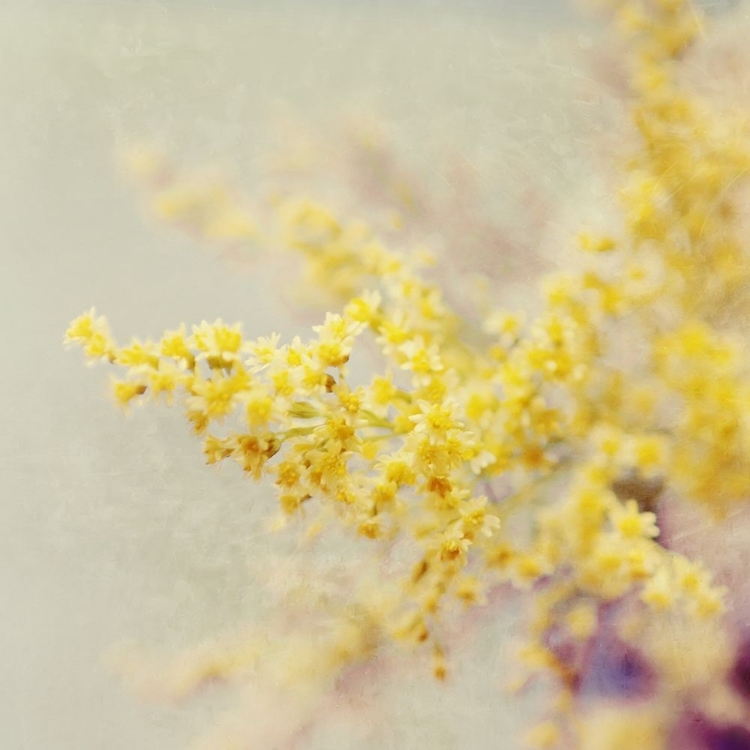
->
240, 385, 276, 427
409, 399, 462, 435
433, 523, 471, 563
115, 339, 159, 369
188, 370, 249, 421
398, 338, 444, 379
64, 308, 115, 362
611, 499, 659, 539
111, 378, 147, 407
191, 319, 245, 367
248, 333, 281, 369
160, 324, 194, 366
343, 290, 382, 325
459, 496, 501, 539
312, 313, 364, 369
148, 360, 186, 400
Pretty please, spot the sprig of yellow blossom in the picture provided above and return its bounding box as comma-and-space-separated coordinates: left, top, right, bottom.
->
65, 1, 750, 747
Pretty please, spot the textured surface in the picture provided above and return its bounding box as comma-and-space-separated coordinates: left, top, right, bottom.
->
0, 2, 624, 748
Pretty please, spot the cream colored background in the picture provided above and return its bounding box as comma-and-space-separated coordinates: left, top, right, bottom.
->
0, 1, 640, 748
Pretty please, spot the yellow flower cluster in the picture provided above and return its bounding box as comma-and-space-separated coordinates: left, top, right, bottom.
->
66, 0, 750, 747
121, 147, 258, 243
603, 0, 750, 517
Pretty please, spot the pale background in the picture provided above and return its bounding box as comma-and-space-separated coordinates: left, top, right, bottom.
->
0, 1, 730, 748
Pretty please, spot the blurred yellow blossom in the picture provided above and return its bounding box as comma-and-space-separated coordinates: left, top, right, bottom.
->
63, 1, 750, 748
